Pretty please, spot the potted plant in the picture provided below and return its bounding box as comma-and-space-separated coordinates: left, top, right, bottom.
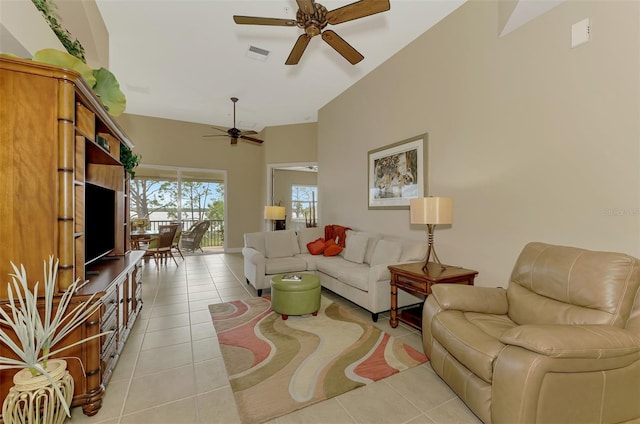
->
0, 257, 110, 423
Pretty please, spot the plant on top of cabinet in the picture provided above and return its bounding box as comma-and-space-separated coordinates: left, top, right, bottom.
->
31, 49, 127, 116
31, 0, 86, 62
120, 144, 141, 179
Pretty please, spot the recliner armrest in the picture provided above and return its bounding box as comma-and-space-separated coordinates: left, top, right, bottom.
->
500, 324, 640, 359
431, 285, 508, 314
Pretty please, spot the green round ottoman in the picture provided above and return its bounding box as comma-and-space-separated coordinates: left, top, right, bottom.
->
270, 274, 321, 320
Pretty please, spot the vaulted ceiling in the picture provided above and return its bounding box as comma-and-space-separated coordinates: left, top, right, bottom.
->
1, 0, 562, 132
95, 0, 468, 132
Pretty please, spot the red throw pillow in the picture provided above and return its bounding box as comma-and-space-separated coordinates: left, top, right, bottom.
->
326, 238, 336, 247
307, 238, 326, 255
324, 244, 343, 256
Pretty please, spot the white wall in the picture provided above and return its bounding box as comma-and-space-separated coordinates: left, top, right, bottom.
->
318, 0, 640, 286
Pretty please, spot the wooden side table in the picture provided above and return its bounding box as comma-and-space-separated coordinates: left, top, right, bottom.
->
388, 262, 478, 329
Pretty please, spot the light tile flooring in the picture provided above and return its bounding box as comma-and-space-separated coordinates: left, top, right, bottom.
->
68, 253, 480, 424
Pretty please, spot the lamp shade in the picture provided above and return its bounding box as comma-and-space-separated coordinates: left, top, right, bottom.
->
410, 197, 453, 225
264, 205, 286, 220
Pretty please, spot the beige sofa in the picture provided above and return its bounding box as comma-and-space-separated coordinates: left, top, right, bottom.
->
242, 227, 425, 321
423, 242, 640, 423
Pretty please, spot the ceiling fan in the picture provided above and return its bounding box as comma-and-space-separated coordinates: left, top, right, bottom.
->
233, 0, 390, 65
203, 97, 264, 145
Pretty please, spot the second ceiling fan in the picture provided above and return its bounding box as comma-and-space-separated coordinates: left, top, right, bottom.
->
203, 97, 264, 145
233, 0, 391, 65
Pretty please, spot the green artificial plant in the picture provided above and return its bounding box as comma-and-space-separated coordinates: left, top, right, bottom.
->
32, 48, 95, 86
29, 49, 126, 116
120, 144, 141, 179
31, 0, 86, 62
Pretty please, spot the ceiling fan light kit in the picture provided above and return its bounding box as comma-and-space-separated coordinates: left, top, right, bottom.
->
203, 97, 264, 145
233, 0, 391, 65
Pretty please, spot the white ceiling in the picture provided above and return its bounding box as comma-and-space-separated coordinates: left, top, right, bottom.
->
95, 0, 468, 132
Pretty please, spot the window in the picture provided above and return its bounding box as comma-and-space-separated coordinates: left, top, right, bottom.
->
291, 185, 317, 225
129, 166, 225, 248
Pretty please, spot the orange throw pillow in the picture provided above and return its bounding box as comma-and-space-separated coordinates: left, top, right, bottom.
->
324, 244, 343, 256
307, 238, 326, 255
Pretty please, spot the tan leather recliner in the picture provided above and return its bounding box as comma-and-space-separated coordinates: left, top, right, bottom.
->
422, 242, 640, 423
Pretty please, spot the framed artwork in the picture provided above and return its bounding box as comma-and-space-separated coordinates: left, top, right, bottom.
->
368, 134, 427, 209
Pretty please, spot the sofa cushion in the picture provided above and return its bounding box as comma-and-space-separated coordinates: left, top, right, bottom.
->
265, 230, 298, 258
307, 238, 326, 255
346, 230, 381, 264
370, 240, 402, 267
244, 232, 266, 256
297, 227, 324, 253
298, 253, 325, 271
265, 256, 308, 274
383, 236, 427, 263
360, 232, 381, 264
344, 233, 369, 264
317, 258, 370, 291
400, 239, 428, 262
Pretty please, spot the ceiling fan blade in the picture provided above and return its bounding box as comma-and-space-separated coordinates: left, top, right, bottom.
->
321, 30, 364, 64
326, 0, 390, 25
240, 130, 258, 136
240, 135, 264, 144
203, 134, 229, 138
233, 15, 297, 26
296, 0, 316, 15
285, 34, 312, 65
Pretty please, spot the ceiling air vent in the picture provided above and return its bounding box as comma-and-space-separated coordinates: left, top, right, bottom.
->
246, 45, 270, 62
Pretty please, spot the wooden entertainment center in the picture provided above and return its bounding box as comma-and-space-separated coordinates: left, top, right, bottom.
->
0, 57, 143, 417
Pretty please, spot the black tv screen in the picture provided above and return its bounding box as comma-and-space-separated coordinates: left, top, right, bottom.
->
85, 183, 116, 265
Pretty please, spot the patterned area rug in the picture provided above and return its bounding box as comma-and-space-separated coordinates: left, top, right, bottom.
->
209, 296, 428, 424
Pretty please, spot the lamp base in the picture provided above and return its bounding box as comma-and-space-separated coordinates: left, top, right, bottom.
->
274, 220, 286, 231
423, 224, 447, 272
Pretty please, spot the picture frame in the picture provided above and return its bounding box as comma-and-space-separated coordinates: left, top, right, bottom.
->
368, 134, 427, 209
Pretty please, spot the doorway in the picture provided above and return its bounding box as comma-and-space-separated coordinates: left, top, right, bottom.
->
266, 162, 318, 231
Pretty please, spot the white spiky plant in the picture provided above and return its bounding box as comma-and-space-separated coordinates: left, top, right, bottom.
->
0, 256, 111, 417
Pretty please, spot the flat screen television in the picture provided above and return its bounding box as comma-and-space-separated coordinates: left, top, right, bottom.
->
85, 183, 116, 266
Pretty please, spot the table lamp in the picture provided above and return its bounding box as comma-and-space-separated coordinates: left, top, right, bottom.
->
264, 205, 286, 231
410, 197, 453, 271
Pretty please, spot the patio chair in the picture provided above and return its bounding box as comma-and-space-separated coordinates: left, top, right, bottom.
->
144, 224, 179, 266
180, 220, 211, 253
170, 223, 184, 259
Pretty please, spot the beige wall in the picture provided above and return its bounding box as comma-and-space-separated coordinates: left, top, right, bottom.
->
116, 115, 318, 249
263, 122, 318, 165
117, 113, 266, 250
273, 169, 318, 230
0, 0, 64, 56
318, 0, 640, 286
56, 0, 110, 68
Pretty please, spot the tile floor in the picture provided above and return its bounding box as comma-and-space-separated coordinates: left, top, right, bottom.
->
68, 253, 481, 424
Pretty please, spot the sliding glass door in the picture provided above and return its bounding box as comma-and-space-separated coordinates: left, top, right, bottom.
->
130, 166, 225, 250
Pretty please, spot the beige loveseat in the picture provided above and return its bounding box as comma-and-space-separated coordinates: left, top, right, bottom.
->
423, 242, 640, 423
242, 227, 425, 321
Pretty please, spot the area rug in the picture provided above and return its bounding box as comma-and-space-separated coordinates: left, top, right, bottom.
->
208, 296, 428, 424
